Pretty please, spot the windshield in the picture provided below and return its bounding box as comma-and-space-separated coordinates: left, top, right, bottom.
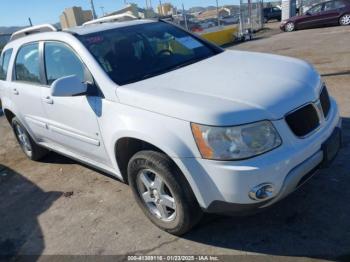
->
78, 22, 221, 85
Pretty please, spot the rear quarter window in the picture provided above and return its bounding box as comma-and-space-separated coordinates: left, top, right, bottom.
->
0, 49, 13, 81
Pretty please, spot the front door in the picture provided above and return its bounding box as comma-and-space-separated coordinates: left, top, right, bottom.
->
298, 4, 325, 29
40, 41, 110, 166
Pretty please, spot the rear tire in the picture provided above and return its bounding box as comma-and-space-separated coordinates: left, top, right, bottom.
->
128, 150, 202, 235
11, 117, 48, 161
339, 14, 350, 26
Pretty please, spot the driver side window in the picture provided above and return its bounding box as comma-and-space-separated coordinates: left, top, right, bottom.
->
44, 42, 89, 85
308, 4, 322, 14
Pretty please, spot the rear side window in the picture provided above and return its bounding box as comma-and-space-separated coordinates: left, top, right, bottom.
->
324, 1, 335, 11
44, 42, 85, 85
15, 43, 41, 84
334, 0, 346, 8
0, 49, 13, 81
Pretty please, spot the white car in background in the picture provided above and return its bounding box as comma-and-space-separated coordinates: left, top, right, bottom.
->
0, 20, 342, 235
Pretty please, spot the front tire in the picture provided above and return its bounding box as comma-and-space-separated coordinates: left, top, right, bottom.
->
339, 14, 350, 26
11, 117, 48, 161
285, 22, 295, 32
128, 151, 202, 235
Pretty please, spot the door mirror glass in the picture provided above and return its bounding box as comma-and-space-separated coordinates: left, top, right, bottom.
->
51, 75, 87, 97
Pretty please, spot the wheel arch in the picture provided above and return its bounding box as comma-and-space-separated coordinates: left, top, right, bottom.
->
114, 137, 169, 184
112, 134, 207, 208
3, 108, 16, 124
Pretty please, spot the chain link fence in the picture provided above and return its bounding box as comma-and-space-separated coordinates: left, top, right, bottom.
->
239, 0, 264, 35
157, 1, 263, 42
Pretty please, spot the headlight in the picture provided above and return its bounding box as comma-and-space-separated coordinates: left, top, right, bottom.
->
191, 121, 282, 160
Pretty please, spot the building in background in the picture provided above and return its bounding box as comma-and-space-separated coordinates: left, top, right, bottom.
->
60, 6, 93, 29
104, 3, 156, 19
157, 3, 176, 16
196, 7, 233, 20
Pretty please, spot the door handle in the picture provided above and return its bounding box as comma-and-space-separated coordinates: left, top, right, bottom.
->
12, 88, 19, 95
42, 96, 54, 104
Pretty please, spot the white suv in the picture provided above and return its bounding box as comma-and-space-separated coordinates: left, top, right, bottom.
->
0, 20, 342, 235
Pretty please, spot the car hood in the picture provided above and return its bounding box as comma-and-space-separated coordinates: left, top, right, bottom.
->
117, 50, 322, 126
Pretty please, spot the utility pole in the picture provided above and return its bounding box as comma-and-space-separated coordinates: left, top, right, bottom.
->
159, 0, 163, 15
216, 0, 221, 26
100, 6, 105, 16
248, 0, 252, 30
89, 0, 98, 19
182, 3, 188, 30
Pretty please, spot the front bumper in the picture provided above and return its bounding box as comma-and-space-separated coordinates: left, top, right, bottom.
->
205, 148, 325, 214
174, 98, 341, 213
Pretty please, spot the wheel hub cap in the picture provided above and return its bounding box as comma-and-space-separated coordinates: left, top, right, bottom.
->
341, 15, 350, 24
152, 189, 160, 202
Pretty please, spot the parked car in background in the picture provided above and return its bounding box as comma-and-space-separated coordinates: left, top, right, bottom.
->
200, 20, 217, 29
263, 7, 282, 23
220, 15, 240, 25
0, 20, 342, 235
281, 0, 350, 31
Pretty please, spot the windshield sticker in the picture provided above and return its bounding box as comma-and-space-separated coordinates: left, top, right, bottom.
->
176, 36, 203, 49
85, 36, 104, 45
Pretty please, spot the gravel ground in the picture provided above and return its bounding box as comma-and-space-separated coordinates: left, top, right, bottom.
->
0, 24, 350, 261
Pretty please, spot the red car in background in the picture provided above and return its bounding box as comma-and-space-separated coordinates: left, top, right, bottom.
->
281, 0, 350, 31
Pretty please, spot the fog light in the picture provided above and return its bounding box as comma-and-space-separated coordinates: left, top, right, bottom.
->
249, 183, 275, 201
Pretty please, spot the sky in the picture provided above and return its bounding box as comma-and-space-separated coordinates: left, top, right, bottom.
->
0, 0, 239, 27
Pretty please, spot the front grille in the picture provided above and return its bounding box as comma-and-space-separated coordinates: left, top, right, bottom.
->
286, 104, 320, 137
320, 86, 331, 118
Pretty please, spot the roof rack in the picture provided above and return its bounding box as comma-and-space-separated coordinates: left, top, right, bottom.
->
10, 24, 57, 41
83, 14, 138, 26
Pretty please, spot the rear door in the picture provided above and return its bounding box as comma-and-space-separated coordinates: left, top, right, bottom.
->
0, 48, 13, 107
322, 1, 342, 25
9, 42, 49, 139
40, 41, 110, 165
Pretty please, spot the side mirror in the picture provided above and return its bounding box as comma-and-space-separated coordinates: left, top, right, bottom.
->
51, 75, 87, 97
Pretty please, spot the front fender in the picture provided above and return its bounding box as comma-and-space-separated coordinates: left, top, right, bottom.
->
97, 100, 207, 205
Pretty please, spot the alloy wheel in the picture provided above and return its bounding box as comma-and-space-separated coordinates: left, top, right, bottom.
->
14, 123, 32, 157
285, 22, 295, 32
340, 14, 350, 25
136, 169, 176, 222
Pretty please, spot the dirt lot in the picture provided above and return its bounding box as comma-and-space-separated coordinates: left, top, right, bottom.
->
1, 24, 350, 260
